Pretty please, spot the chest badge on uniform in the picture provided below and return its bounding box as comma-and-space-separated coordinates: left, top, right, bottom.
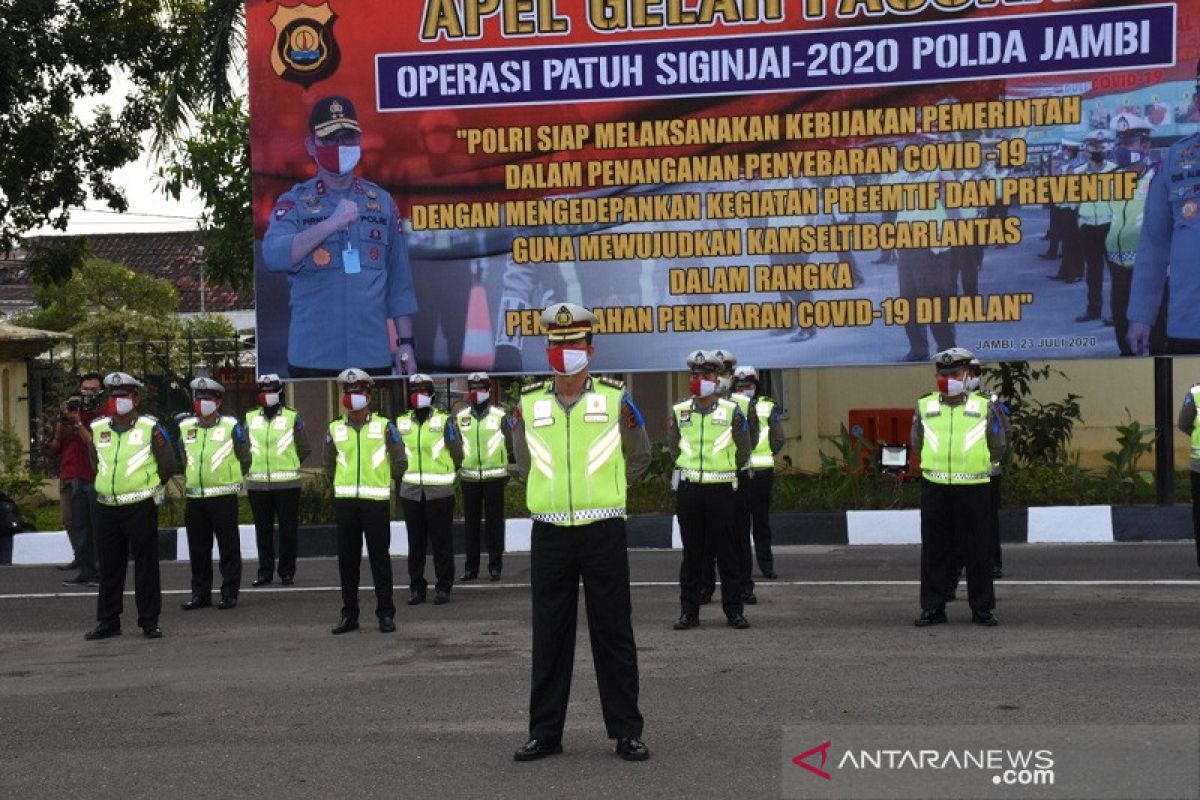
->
369, 228, 381, 240
369, 247, 380, 261
313, 248, 332, 267
186, 428, 198, 441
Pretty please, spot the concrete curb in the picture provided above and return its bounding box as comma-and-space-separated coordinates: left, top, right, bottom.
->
3, 505, 1194, 566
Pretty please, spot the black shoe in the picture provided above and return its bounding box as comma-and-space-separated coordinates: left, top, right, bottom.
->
789, 328, 817, 342
761, 569, 778, 580
459, 572, 478, 582
698, 592, 713, 605
62, 576, 90, 586
742, 591, 758, 605
56, 560, 79, 572
673, 613, 699, 630
992, 565, 1003, 579
615, 737, 650, 762
86, 579, 100, 587
252, 576, 271, 587
489, 568, 501, 582
514, 738, 563, 762
1102, 318, 1114, 327
1075, 313, 1100, 322
407, 591, 426, 606
281, 576, 294, 586
217, 596, 238, 610
85, 622, 121, 641
142, 626, 163, 639
973, 610, 999, 626
727, 614, 751, 629
1047, 273, 1068, 280
433, 590, 450, 605
180, 596, 212, 611
379, 617, 396, 633
914, 608, 947, 627
331, 617, 359, 635
1065, 277, 1083, 284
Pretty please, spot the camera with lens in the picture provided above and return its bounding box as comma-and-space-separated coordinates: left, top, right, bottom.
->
66, 398, 81, 413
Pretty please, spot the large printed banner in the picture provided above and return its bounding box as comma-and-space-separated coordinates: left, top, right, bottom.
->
247, 0, 1196, 376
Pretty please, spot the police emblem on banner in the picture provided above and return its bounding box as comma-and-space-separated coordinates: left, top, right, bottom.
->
269, 2, 341, 89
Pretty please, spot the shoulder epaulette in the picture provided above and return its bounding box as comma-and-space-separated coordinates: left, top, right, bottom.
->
521, 380, 548, 395
597, 376, 625, 390
141, 413, 160, 424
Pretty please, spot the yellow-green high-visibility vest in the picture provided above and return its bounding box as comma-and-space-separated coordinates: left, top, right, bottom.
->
246, 407, 301, 483
521, 380, 626, 526
396, 409, 456, 487
329, 414, 393, 500
179, 416, 243, 497
917, 392, 991, 485
1190, 386, 1200, 460
456, 406, 508, 480
92, 415, 164, 506
672, 398, 739, 483
748, 397, 777, 470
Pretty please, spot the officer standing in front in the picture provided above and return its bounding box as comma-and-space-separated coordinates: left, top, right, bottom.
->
912, 349, 1006, 627
457, 371, 512, 583
732, 366, 785, 590
396, 373, 462, 606
323, 369, 403, 634
85, 372, 177, 640
669, 350, 752, 631
510, 302, 651, 763
262, 95, 418, 377
247, 374, 311, 587
700, 347, 748, 603
179, 378, 251, 612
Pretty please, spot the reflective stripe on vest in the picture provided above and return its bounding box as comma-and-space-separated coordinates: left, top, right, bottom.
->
521, 382, 626, 526
918, 392, 991, 485
1191, 388, 1200, 461
673, 398, 739, 484
329, 416, 392, 500
92, 415, 163, 507
180, 416, 243, 497
246, 407, 302, 483
748, 397, 776, 470
397, 410, 456, 487
457, 406, 508, 480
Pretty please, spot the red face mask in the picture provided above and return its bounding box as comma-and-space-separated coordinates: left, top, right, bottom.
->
689, 376, 717, 398
193, 398, 219, 417
341, 392, 369, 411
410, 392, 432, 409
936, 374, 967, 397
257, 391, 280, 408
107, 396, 135, 416
546, 345, 589, 376
468, 389, 490, 405
313, 142, 361, 175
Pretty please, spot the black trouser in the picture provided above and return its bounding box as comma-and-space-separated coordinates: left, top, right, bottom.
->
402, 494, 455, 594
184, 494, 242, 601
743, 469, 776, 577
897, 248, 956, 357
1076, 223, 1111, 316
528, 518, 643, 742
334, 498, 394, 621
678, 481, 744, 619
249, 488, 301, 581
951, 244, 984, 296
920, 479, 994, 614
462, 478, 506, 576
1108, 261, 1133, 356
95, 498, 161, 629
1057, 208, 1082, 278
1189, 471, 1200, 568
989, 475, 1003, 569
68, 479, 99, 581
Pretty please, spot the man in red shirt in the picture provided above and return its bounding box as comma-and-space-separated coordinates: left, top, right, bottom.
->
49, 373, 104, 586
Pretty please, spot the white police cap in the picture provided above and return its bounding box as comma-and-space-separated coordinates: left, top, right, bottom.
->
1110, 111, 1153, 135
336, 368, 374, 388
710, 348, 737, 369
189, 377, 225, 395
540, 301, 599, 342
103, 372, 143, 390
466, 372, 489, 385
733, 366, 759, 382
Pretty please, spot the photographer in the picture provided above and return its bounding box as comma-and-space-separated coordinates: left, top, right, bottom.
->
49, 373, 103, 586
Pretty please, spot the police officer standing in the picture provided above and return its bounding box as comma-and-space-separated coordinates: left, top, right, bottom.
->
700, 348, 747, 603
262, 96, 418, 377
732, 366, 785, 591
247, 374, 311, 586
511, 302, 651, 762
179, 378, 251, 612
323, 369, 403, 634
457, 371, 512, 582
669, 350, 752, 631
397, 373, 462, 605
85, 372, 177, 640
912, 349, 1006, 627
967, 358, 1011, 579
1071, 131, 1117, 323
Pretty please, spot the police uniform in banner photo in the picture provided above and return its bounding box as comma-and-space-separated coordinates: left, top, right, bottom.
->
457, 372, 513, 582
912, 349, 1006, 628
510, 302, 651, 763
247, 374, 312, 587
262, 96, 418, 378
322, 369, 404, 635
179, 378, 251, 612
85, 373, 178, 641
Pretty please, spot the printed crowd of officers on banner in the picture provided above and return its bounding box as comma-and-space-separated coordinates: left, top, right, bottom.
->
60, 300, 1200, 762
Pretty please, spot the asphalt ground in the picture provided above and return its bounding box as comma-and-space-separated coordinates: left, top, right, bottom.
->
3, 542, 1200, 800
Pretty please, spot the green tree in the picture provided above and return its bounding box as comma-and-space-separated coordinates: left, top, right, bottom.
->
0, 0, 202, 254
